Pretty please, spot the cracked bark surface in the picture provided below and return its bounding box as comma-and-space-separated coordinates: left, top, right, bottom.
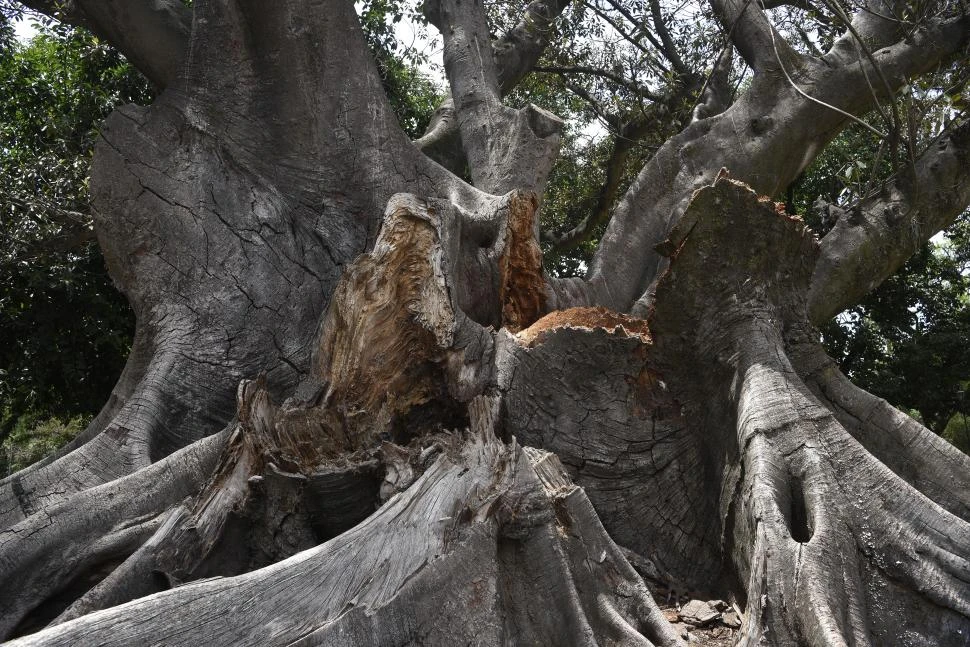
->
0, 0, 463, 529
6, 187, 683, 646
3, 0, 970, 644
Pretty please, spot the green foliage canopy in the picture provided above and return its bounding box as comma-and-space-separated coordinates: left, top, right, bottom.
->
0, 12, 151, 468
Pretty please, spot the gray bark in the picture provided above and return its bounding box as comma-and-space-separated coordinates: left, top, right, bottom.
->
0, 0, 460, 527
415, 0, 571, 173
17, 0, 190, 88
809, 119, 970, 323
648, 179, 970, 645
570, 12, 969, 314
425, 0, 563, 195
3, 0, 970, 644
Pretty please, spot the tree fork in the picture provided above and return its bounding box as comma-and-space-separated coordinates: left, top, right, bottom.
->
6, 170, 970, 644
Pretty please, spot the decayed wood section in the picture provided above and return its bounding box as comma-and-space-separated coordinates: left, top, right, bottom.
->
5, 179, 970, 645
5, 190, 679, 646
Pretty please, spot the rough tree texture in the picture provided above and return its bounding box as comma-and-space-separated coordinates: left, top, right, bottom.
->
2, 0, 970, 645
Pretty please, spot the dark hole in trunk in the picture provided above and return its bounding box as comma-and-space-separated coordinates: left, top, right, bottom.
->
391, 393, 470, 446
304, 462, 382, 540
788, 476, 812, 543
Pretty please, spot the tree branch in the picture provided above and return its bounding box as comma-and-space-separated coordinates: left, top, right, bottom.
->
542, 122, 646, 252
416, 0, 570, 179
600, 0, 678, 73
758, 0, 818, 9
691, 44, 734, 121
562, 81, 620, 129
425, 0, 563, 194
808, 119, 970, 323
493, 0, 573, 95
412, 98, 464, 175
542, 75, 704, 252
710, 0, 799, 73
646, 0, 688, 75
534, 64, 659, 99
18, 0, 191, 88
577, 0, 667, 76
568, 12, 969, 314
825, 0, 911, 65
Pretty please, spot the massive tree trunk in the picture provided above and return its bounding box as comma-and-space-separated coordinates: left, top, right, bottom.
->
2, 0, 970, 645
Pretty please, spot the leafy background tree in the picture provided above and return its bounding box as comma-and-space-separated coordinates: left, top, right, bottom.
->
0, 0, 967, 477
358, 0, 443, 138
0, 8, 151, 473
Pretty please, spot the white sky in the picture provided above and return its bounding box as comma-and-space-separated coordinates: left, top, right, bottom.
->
13, 14, 39, 41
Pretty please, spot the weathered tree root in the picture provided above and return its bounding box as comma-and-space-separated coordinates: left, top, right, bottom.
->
649, 177, 970, 645
7, 177, 970, 646
797, 346, 970, 522
9, 426, 681, 647
0, 430, 227, 637
0, 341, 240, 530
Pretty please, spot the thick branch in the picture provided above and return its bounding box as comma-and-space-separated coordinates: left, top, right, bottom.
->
710, 0, 799, 73
426, 0, 563, 194
493, 0, 573, 95
542, 75, 704, 253
825, 0, 911, 65
647, 0, 688, 75
808, 119, 970, 323
416, 0, 570, 177
575, 12, 970, 313
691, 45, 734, 122
18, 0, 190, 88
413, 98, 464, 175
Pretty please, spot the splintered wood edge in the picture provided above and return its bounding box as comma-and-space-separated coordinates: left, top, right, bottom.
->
514, 306, 652, 348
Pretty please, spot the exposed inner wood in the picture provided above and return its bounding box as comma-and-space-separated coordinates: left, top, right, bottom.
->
515, 306, 652, 347
9, 176, 970, 645
312, 198, 458, 450
499, 192, 546, 332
